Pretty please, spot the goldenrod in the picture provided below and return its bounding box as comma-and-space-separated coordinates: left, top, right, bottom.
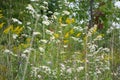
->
13, 26, 23, 34
54, 33, 59, 38
0, 22, 4, 29
59, 17, 62, 24
63, 40, 69, 44
64, 32, 69, 38
69, 29, 74, 34
76, 33, 81, 37
3, 25, 13, 34
66, 18, 75, 24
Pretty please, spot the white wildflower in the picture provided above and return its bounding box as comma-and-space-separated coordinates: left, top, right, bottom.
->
21, 53, 27, 58
66, 68, 72, 74
63, 10, 70, 15
43, 1, 48, 6
46, 29, 54, 35
12, 18, 22, 24
23, 48, 33, 53
12, 34, 18, 39
30, 0, 38, 1
71, 37, 79, 41
27, 22, 31, 25
63, 45, 68, 48
4, 49, 17, 57
77, 67, 84, 72
26, 4, 36, 13
4, 49, 13, 54
39, 47, 45, 53
37, 75, 41, 78
33, 32, 41, 36
114, 1, 120, 9
103, 48, 110, 53
61, 24, 68, 27
60, 63, 66, 71
54, 12, 60, 16
42, 20, 50, 26
40, 39, 48, 44
42, 15, 48, 20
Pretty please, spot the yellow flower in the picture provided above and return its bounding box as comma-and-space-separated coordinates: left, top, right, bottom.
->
13, 26, 23, 34
59, 17, 62, 24
54, 33, 59, 38
76, 33, 81, 37
64, 32, 69, 38
0, 22, 4, 29
26, 38, 31, 43
69, 29, 74, 34
63, 40, 69, 44
65, 18, 75, 24
3, 25, 13, 34
92, 24, 97, 33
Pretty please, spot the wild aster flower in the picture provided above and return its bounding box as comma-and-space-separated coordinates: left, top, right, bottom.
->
39, 47, 45, 53
37, 75, 41, 78
26, 4, 36, 13
4, 49, 17, 57
4, 49, 13, 54
23, 48, 33, 53
66, 68, 72, 74
42, 20, 50, 26
71, 37, 79, 41
30, 0, 38, 1
27, 22, 31, 25
43, 1, 48, 6
77, 67, 84, 72
42, 15, 48, 20
33, 32, 41, 36
40, 39, 48, 44
63, 10, 70, 15
61, 24, 68, 27
103, 48, 110, 53
12, 34, 18, 39
46, 29, 54, 35
94, 34, 103, 41
12, 18, 22, 24
60, 63, 66, 71
21, 53, 27, 58
114, 1, 120, 9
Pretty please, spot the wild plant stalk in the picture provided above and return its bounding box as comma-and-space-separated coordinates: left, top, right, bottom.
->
84, 27, 88, 80
22, 16, 39, 80
111, 30, 114, 79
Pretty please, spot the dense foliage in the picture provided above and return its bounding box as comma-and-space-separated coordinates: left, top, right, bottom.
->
0, 0, 120, 80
